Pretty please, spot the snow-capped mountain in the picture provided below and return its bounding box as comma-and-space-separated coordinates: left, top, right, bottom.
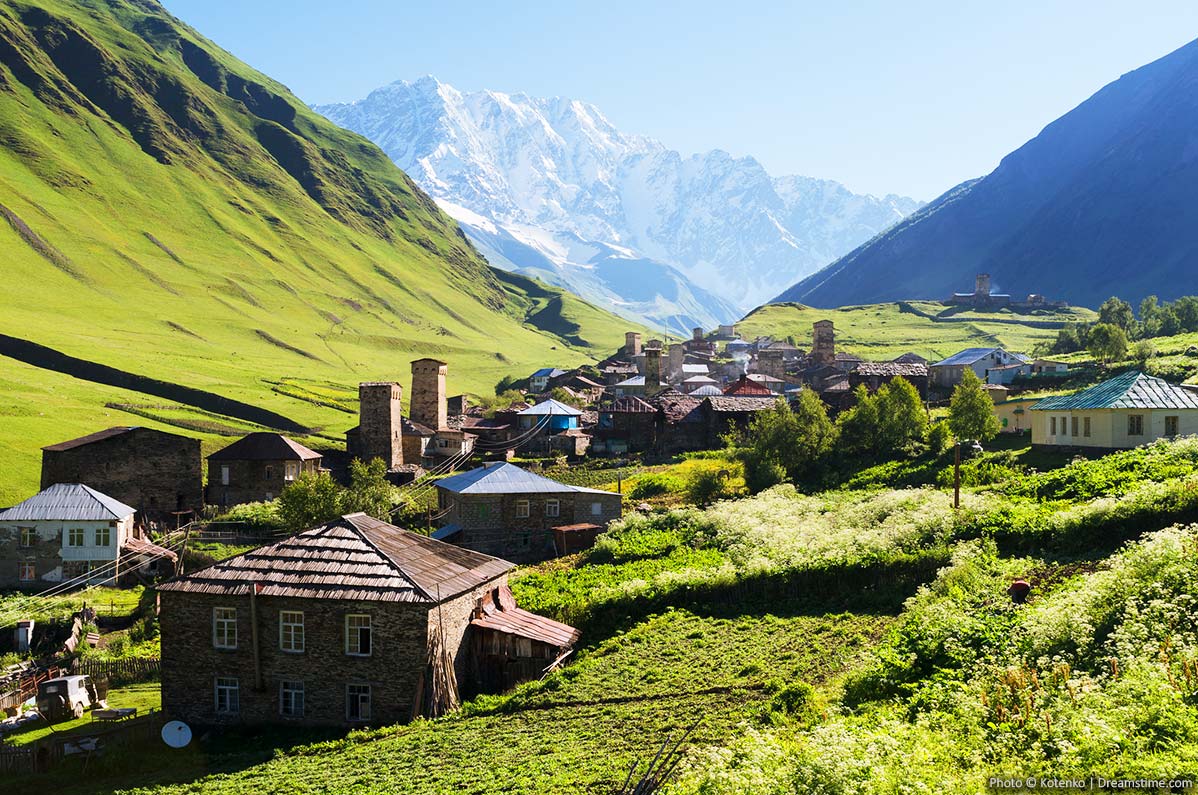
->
316, 77, 920, 329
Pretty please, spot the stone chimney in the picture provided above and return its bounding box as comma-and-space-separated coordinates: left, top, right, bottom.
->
975, 273, 991, 297
624, 331, 642, 357
812, 320, 835, 366
643, 346, 662, 389
410, 358, 447, 431
357, 382, 403, 469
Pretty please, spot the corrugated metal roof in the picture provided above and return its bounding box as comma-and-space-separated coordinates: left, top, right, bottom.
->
530, 367, 567, 379
689, 385, 723, 396
434, 463, 614, 495
0, 483, 135, 521
614, 376, 646, 387
1032, 371, 1198, 411
681, 364, 709, 374
931, 347, 1001, 367
157, 513, 511, 602
208, 432, 321, 461
517, 398, 583, 416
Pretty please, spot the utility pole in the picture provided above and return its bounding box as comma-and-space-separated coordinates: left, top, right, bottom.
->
953, 440, 961, 510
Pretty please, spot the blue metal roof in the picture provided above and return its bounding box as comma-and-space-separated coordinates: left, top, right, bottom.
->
518, 398, 583, 416
1032, 371, 1198, 411
0, 483, 136, 522
530, 368, 567, 379
434, 463, 613, 495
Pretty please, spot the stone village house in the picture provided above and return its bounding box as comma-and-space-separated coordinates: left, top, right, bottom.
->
206, 433, 323, 508
158, 513, 578, 726
431, 463, 622, 563
0, 483, 175, 588
40, 426, 203, 518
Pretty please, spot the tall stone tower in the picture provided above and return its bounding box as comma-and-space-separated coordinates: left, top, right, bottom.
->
643, 345, 662, 389
410, 358, 448, 431
975, 273, 992, 297
668, 343, 685, 383
812, 320, 835, 366
357, 382, 403, 470
625, 331, 642, 357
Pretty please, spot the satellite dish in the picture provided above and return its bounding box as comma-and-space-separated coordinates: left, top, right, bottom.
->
161, 720, 192, 748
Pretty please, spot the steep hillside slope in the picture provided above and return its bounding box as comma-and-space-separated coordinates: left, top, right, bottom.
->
317, 78, 920, 325
0, 0, 635, 503
776, 38, 1198, 309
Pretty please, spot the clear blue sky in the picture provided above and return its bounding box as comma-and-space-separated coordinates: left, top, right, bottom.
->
162, 0, 1198, 200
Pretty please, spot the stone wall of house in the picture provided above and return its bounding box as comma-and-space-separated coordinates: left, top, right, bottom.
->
427, 575, 509, 696
440, 492, 621, 562
162, 591, 425, 726
40, 429, 202, 515
206, 458, 317, 508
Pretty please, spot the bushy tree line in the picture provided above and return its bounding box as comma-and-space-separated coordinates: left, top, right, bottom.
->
1046, 294, 1198, 361
277, 458, 409, 531
734, 373, 997, 492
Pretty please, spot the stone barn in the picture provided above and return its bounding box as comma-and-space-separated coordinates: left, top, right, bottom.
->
40, 427, 202, 518
158, 513, 575, 726
206, 433, 322, 508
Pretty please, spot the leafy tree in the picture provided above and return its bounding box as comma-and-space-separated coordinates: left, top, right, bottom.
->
343, 457, 396, 520
788, 390, 839, 480
1048, 323, 1086, 354
1138, 295, 1162, 339
494, 374, 517, 395
1157, 306, 1182, 337
684, 466, 732, 507
1087, 322, 1129, 364
1133, 339, 1157, 367
877, 377, 928, 452
278, 471, 343, 532
1173, 296, 1198, 332
548, 387, 587, 409
1098, 297, 1136, 335
837, 385, 880, 456
948, 369, 1000, 443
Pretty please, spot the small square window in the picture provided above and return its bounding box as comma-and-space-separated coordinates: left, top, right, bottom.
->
280, 611, 305, 653
19, 527, 35, 547
215, 677, 240, 714
591, 502, 602, 516
347, 683, 371, 721
545, 499, 560, 518
515, 500, 530, 519
280, 680, 304, 718
18, 562, 35, 582
346, 614, 372, 656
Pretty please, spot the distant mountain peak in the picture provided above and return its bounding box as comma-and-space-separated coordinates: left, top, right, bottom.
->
317, 78, 920, 327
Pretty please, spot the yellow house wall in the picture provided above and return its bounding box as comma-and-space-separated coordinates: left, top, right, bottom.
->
1032, 408, 1198, 448
995, 399, 1037, 433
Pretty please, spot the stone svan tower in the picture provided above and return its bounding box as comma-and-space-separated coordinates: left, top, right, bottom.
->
411, 358, 448, 431
812, 320, 835, 366
357, 382, 404, 469
624, 331, 642, 357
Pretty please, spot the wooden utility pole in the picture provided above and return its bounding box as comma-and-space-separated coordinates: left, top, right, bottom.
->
953, 441, 961, 510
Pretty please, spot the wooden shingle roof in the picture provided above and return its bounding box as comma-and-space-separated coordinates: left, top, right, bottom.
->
156, 513, 512, 603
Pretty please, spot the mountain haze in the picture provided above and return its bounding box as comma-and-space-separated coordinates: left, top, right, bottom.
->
776, 38, 1198, 309
317, 78, 920, 330
0, 0, 635, 502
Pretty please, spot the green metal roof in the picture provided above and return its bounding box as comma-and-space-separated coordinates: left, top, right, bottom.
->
1031, 371, 1198, 411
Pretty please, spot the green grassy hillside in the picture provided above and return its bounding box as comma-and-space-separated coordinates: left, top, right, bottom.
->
0, 0, 637, 503
740, 301, 1095, 360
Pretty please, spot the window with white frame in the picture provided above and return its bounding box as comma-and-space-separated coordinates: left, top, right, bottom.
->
94, 526, 112, 547
545, 499, 560, 518
215, 677, 240, 714
346, 683, 371, 721
67, 528, 85, 547
285, 461, 300, 481
280, 680, 304, 718
213, 607, 237, 649
19, 527, 35, 547
346, 614, 372, 656
279, 610, 305, 653
18, 562, 35, 581
515, 499, 530, 519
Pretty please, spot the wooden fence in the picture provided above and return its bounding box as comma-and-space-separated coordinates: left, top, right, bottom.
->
0, 664, 65, 712
71, 657, 161, 685
1, 709, 165, 774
